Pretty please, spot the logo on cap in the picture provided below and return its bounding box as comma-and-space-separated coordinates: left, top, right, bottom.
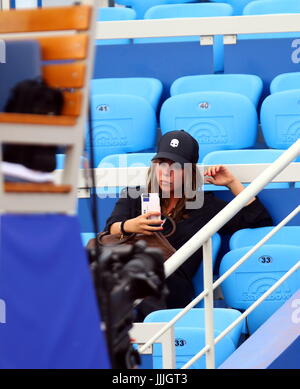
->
170, 139, 179, 148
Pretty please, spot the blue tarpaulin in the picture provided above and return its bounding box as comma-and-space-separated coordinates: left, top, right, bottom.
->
0, 214, 110, 369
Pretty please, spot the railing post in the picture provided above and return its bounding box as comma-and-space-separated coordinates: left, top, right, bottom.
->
203, 238, 215, 369
1, 0, 11, 10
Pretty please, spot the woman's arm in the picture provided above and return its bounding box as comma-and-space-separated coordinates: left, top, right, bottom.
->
204, 165, 273, 234
204, 165, 256, 205
105, 188, 164, 236
110, 212, 164, 236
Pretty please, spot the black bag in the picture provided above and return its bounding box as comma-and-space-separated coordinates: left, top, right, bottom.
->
3, 79, 64, 172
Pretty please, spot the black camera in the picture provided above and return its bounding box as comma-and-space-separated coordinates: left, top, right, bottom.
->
89, 240, 168, 369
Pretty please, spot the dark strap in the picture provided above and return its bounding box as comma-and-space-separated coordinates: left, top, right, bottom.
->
161, 215, 176, 238
97, 230, 136, 245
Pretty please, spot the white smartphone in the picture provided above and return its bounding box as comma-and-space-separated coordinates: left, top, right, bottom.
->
141, 193, 161, 220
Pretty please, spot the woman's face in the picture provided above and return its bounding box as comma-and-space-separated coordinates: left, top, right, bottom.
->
154, 159, 184, 196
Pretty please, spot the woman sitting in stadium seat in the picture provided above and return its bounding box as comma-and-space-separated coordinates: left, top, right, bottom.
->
104, 130, 273, 319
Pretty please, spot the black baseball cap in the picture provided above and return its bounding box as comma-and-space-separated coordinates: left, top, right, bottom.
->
152, 130, 199, 165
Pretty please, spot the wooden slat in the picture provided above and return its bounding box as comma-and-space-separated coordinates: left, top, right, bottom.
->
0, 6, 91, 34
42, 63, 86, 89
38, 34, 88, 60
62, 91, 83, 117
0, 113, 76, 126
4, 183, 72, 193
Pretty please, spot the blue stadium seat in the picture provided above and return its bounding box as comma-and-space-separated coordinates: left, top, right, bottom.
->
98, 152, 155, 168
270, 72, 300, 94
244, 0, 300, 15
192, 233, 221, 307
241, 0, 300, 39
260, 90, 300, 149
151, 327, 235, 369
145, 308, 244, 347
202, 149, 290, 190
219, 244, 300, 334
115, 0, 198, 19
210, 0, 256, 16
134, 3, 233, 72
0, 40, 41, 112
96, 152, 155, 197
160, 91, 258, 161
144, 308, 243, 368
91, 77, 163, 111
87, 94, 157, 167
96, 7, 136, 45
230, 226, 300, 250
81, 232, 96, 246
171, 74, 263, 107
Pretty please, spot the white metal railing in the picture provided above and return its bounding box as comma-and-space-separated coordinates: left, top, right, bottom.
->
137, 139, 300, 368
4, 10, 299, 42
138, 204, 300, 359
0, 0, 10, 10
183, 256, 300, 369
2, 9, 300, 42
137, 207, 300, 369
95, 13, 300, 42
129, 323, 176, 369
53, 163, 300, 198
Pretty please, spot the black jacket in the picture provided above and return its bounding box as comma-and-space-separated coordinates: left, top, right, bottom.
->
104, 188, 273, 311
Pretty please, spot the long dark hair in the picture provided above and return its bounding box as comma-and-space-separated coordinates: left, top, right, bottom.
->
146, 159, 202, 222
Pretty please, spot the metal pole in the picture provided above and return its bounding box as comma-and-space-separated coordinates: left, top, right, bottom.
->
203, 238, 215, 369
138, 205, 300, 355
1, 0, 11, 9
213, 205, 300, 291
181, 261, 300, 369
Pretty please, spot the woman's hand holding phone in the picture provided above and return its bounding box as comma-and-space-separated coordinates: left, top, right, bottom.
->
123, 212, 164, 236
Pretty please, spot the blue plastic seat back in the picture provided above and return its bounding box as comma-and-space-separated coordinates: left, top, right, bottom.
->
210, 0, 255, 16
88, 94, 157, 167
219, 244, 300, 333
230, 226, 300, 250
99, 152, 155, 168
192, 233, 221, 307
160, 91, 258, 161
244, 0, 300, 14
135, 3, 233, 72
81, 232, 96, 246
202, 149, 290, 190
260, 90, 300, 149
96, 152, 155, 197
241, 0, 300, 39
143, 2, 233, 24
151, 327, 236, 369
270, 72, 300, 93
171, 74, 263, 107
0, 40, 41, 112
91, 78, 163, 111
116, 0, 198, 19
144, 307, 244, 348
96, 7, 136, 45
